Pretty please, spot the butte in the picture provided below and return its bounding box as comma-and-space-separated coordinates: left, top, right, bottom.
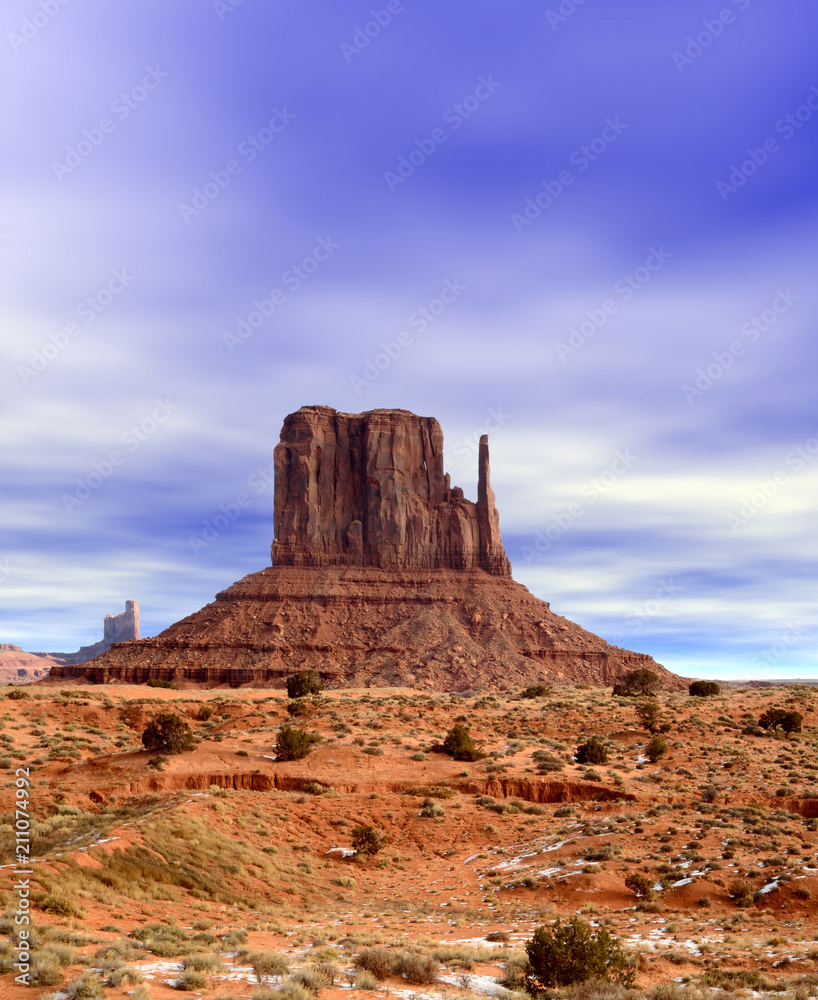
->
50, 406, 682, 691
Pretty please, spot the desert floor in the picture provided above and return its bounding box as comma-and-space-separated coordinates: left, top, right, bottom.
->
1, 681, 818, 999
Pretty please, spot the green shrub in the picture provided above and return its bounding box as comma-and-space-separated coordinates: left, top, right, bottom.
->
521, 685, 550, 699
624, 873, 653, 898
146, 678, 177, 689
286, 670, 323, 699
352, 825, 387, 855
575, 737, 608, 765
612, 668, 659, 697
5, 688, 30, 699
274, 725, 320, 761
645, 734, 668, 762
197, 704, 213, 721
689, 680, 720, 697
635, 700, 662, 733
141, 713, 195, 754
287, 698, 309, 717
442, 724, 486, 761
758, 708, 803, 734
525, 917, 634, 989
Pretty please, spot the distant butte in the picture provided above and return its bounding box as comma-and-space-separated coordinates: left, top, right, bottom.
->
49, 406, 684, 691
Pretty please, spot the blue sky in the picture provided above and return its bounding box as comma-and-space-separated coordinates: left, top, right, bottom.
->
1, 0, 816, 679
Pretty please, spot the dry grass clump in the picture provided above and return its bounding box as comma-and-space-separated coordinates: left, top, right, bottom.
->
354, 945, 439, 984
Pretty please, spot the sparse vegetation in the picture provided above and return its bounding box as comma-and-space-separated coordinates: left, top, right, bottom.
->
286, 670, 323, 699
689, 680, 720, 697
575, 736, 608, 765
442, 723, 486, 761
525, 917, 634, 988
141, 713, 196, 754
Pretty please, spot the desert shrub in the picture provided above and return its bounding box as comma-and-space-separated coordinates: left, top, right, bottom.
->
141, 713, 195, 754
290, 967, 331, 993
419, 798, 445, 818
645, 734, 668, 762
107, 965, 144, 987
182, 953, 223, 972
175, 969, 207, 991
525, 917, 634, 989
250, 951, 289, 983
532, 750, 564, 773
29, 952, 65, 986
727, 878, 755, 908
39, 893, 81, 917
758, 708, 803, 734
354, 946, 397, 979
442, 724, 486, 761
286, 670, 323, 699
486, 931, 510, 942
689, 680, 720, 697
196, 704, 213, 721
147, 754, 168, 770
356, 969, 379, 990
624, 873, 653, 898
146, 678, 177, 689
302, 782, 330, 795
363, 746, 384, 756
586, 843, 620, 861
410, 751, 426, 761
398, 952, 439, 984
575, 737, 608, 765
634, 700, 662, 733
5, 688, 30, 700
612, 669, 659, 697
274, 725, 320, 761
352, 825, 387, 855
521, 685, 550, 699
65, 974, 106, 1000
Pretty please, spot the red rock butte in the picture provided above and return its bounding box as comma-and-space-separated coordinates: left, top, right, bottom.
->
49, 406, 683, 691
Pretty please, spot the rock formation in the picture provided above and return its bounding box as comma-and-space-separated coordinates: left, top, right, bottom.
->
49, 407, 684, 691
1, 601, 140, 682
272, 406, 509, 575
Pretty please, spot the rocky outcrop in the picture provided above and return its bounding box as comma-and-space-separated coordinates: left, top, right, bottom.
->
2, 602, 141, 681
272, 406, 510, 575
49, 407, 685, 691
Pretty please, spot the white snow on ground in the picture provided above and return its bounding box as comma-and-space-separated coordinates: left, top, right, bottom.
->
756, 880, 780, 894
439, 973, 510, 996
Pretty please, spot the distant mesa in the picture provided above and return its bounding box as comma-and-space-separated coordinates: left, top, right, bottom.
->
49, 407, 683, 691
0, 601, 139, 684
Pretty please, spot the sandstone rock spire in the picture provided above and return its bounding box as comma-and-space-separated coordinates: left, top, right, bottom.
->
271, 406, 511, 576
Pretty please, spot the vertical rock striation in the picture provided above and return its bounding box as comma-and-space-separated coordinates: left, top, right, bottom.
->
271, 406, 511, 575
